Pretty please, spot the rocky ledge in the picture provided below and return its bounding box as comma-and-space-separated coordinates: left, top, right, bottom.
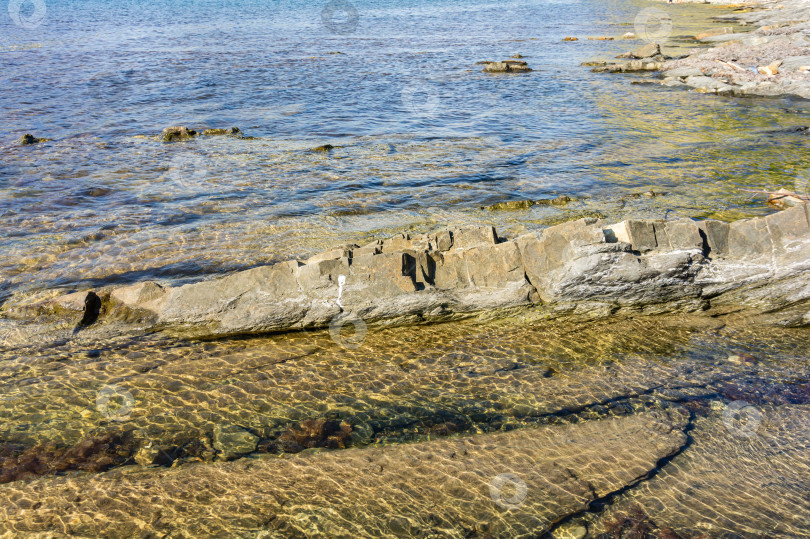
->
2, 204, 809, 343
590, 0, 810, 99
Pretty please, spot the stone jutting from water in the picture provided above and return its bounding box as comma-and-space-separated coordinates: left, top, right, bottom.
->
202, 127, 242, 137
481, 60, 533, 73
159, 126, 198, 142
18, 134, 52, 145
2, 206, 809, 340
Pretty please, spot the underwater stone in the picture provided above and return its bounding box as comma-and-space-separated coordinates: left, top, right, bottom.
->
213, 425, 259, 460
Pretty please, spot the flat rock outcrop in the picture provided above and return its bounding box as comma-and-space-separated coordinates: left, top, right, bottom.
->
588, 0, 810, 99
1, 206, 808, 342
0, 410, 688, 537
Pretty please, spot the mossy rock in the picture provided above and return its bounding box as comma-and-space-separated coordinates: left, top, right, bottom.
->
19, 134, 51, 145
484, 200, 535, 211
159, 126, 198, 142
202, 127, 241, 137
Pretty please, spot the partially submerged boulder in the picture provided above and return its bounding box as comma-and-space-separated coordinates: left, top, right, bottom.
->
202, 127, 241, 137
618, 42, 662, 59
483, 196, 571, 211
481, 60, 533, 73
159, 126, 198, 142
18, 134, 51, 145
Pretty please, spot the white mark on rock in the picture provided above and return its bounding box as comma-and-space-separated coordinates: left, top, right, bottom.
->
337, 274, 346, 308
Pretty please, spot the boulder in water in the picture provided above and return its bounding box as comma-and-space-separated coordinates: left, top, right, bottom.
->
213, 425, 259, 460
159, 126, 198, 142
19, 134, 50, 145
202, 127, 242, 137
481, 60, 532, 73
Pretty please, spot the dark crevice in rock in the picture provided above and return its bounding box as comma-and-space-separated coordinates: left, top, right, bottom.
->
74, 291, 102, 333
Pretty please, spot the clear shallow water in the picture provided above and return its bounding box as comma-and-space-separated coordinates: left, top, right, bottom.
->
1, 0, 810, 302
0, 315, 808, 536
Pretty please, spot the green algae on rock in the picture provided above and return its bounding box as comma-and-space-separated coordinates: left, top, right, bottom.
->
158, 126, 198, 142
18, 134, 51, 145
202, 127, 242, 137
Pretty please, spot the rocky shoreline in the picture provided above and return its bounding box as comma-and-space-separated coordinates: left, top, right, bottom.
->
2, 204, 808, 347
590, 0, 810, 99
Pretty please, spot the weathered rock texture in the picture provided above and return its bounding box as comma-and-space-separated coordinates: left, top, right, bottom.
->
2, 206, 809, 341
590, 0, 810, 99
0, 410, 688, 538
589, 42, 670, 73
661, 0, 810, 99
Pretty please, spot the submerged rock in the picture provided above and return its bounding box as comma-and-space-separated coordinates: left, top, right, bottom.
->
213, 425, 259, 460
484, 199, 535, 211
0, 410, 689, 537
537, 195, 572, 206
596, 405, 810, 537
134, 442, 171, 467
554, 524, 588, 539
695, 27, 734, 41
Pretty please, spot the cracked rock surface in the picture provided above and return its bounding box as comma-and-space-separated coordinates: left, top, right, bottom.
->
2, 206, 808, 345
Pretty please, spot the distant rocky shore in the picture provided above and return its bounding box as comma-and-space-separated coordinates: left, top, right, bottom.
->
589, 0, 810, 99
2, 204, 808, 346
